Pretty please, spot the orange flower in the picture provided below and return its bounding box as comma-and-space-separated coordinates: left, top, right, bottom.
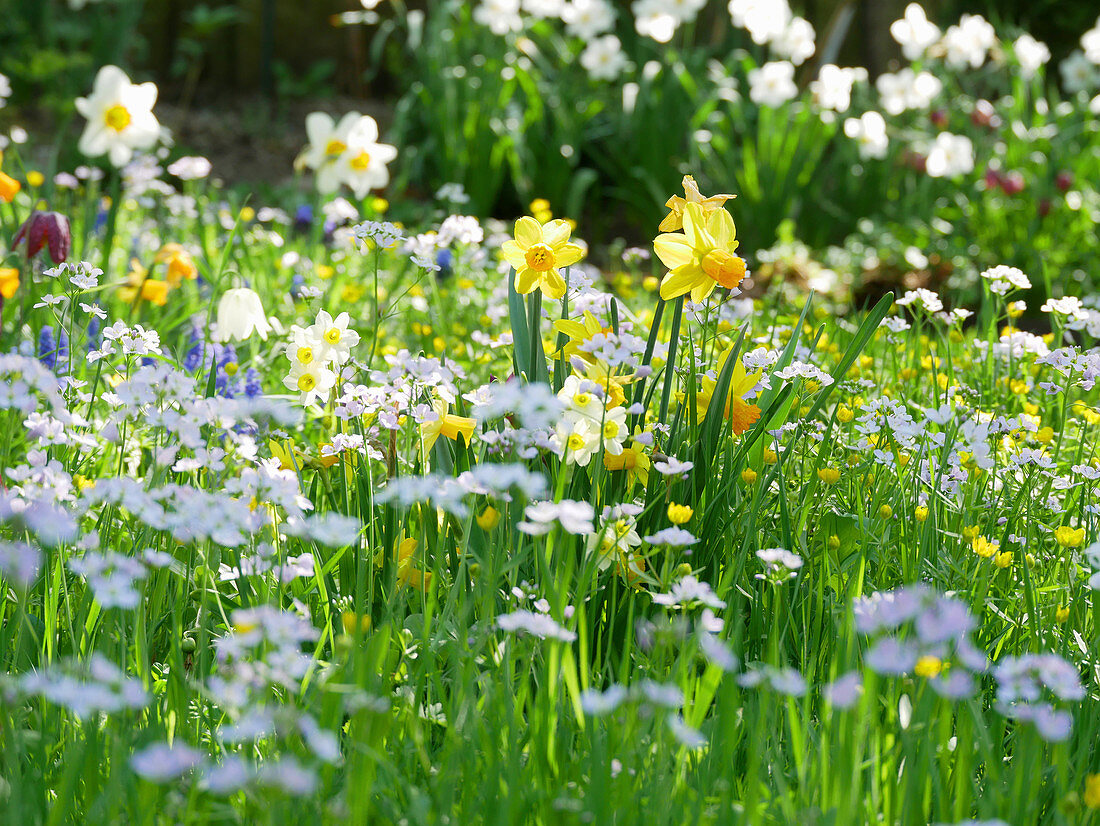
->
156, 243, 197, 287
0, 267, 18, 299
0, 151, 20, 203
120, 259, 170, 306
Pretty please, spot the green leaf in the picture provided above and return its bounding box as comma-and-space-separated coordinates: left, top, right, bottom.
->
507, 267, 532, 380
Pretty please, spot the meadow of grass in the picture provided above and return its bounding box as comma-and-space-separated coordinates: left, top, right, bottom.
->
0, 157, 1098, 826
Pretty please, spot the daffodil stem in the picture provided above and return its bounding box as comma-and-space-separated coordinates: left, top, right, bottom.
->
658, 297, 683, 427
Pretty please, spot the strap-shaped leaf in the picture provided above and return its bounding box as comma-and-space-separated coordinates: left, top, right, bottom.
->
507, 267, 531, 381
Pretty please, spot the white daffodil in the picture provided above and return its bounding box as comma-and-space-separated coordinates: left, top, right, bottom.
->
212, 287, 271, 342
332, 117, 398, 198
283, 360, 337, 406
75, 66, 160, 167
309, 310, 360, 365
298, 111, 367, 174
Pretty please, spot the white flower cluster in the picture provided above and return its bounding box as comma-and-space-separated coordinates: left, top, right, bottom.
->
298, 112, 397, 198
283, 310, 360, 405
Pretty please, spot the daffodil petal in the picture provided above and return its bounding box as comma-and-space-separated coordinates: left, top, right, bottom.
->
708, 207, 737, 248
542, 219, 571, 248
555, 243, 584, 267
690, 278, 716, 304
543, 268, 567, 299
653, 234, 694, 269
554, 319, 590, 338
501, 240, 527, 269
660, 269, 702, 300
515, 216, 542, 248
515, 267, 539, 294
682, 203, 709, 249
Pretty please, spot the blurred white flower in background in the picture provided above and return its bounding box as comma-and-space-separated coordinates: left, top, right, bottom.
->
298, 113, 396, 198
0, 74, 10, 109
1013, 35, 1051, 80
167, 156, 213, 181
475, 0, 521, 34
941, 14, 995, 70
561, 0, 615, 39
890, 3, 940, 61
811, 65, 867, 114
1061, 51, 1100, 95
524, 0, 565, 17
474, 0, 523, 35
1081, 17, 1100, 64
298, 112, 364, 175
844, 111, 889, 159
332, 118, 398, 198
580, 35, 629, 81
748, 61, 798, 107
770, 15, 816, 66
75, 65, 160, 167
876, 68, 942, 115
925, 132, 974, 178
632, 0, 678, 43
728, 0, 791, 46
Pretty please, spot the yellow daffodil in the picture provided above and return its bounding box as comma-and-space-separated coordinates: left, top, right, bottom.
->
501, 216, 585, 300
654, 202, 745, 302
0, 267, 19, 299
420, 398, 477, 453
679, 347, 762, 434
120, 259, 170, 306
603, 436, 651, 487
270, 438, 304, 471
659, 175, 734, 232
393, 537, 431, 590
552, 311, 612, 363
156, 243, 197, 287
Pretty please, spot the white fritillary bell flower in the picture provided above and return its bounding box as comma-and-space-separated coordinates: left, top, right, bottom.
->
212, 287, 271, 343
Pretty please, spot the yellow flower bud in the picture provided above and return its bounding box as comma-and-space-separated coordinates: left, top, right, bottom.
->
667, 503, 693, 524
341, 611, 371, 636
476, 506, 500, 531
914, 655, 943, 678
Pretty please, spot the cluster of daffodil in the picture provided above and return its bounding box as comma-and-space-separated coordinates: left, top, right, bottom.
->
119, 243, 198, 306
282, 309, 360, 405
296, 112, 398, 199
